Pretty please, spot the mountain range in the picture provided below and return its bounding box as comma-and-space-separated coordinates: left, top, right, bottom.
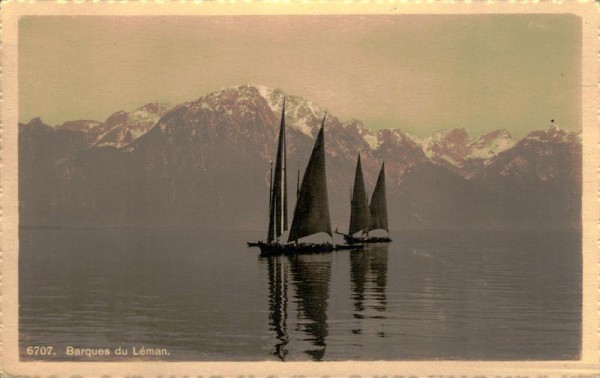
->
19, 84, 581, 232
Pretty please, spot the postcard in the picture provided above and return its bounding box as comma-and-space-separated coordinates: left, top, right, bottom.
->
1, 0, 598, 377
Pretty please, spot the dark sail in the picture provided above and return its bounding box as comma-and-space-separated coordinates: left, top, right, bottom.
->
348, 153, 370, 235
267, 100, 288, 242
288, 116, 332, 242
369, 162, 388, 232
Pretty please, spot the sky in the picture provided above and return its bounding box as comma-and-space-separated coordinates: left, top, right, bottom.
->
19, 14, 581, 138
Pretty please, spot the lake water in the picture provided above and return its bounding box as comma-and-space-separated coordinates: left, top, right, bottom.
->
19, 228, 581, 361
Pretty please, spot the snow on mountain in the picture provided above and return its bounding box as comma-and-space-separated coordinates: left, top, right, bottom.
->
255, 85, 325, 138
475, 124, 580, 184
424, 128, 471, 162
252, 85, 425, 176
44, 85, 518, 176
358, 128, 379, 150
129, 102, 172, 126
523, 122, 579, 144
93, 102, 172, 148
39, 85, 573, 185
405, 133, 423, 146
467, 129, 514, 160
55, 119, 102, 133
19, 87, 582, 231
422, 127, 515, 176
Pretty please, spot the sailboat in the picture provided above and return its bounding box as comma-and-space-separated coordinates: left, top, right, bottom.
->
247, 99, 288, 247
367, 161, 392, 242
337, 157, 392, 244
249, 107, 360, 255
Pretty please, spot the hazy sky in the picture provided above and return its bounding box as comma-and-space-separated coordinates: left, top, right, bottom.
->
19, 15, 581, 138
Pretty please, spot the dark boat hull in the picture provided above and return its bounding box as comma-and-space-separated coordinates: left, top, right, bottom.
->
343, 235, 392, 245
255, 242, 362, 256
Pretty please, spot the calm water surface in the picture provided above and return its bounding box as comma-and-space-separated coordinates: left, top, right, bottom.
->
19, 229, 581, 361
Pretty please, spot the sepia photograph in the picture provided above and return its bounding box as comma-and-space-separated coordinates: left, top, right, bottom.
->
1, 1, 598, 376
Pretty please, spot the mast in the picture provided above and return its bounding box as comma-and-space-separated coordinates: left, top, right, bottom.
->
282, 99, 288, 234
296, 168, 300, 199
348, 153, 370, 236
368, 161, 389, 233
267, 161, 274, 242
268, 100, 288, 242
288, 113, 332, 242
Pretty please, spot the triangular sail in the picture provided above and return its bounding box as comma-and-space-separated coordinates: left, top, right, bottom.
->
288, 116, 332, 242
268, 100, 288, 242
368, 162, 388, 233
348, 154, 370, 235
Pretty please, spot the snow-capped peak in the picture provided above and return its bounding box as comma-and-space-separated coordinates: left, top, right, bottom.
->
361, 129, 380, 150
421, 127, 515, 166
524, 122, 578, 144
249, 85, 326, 137
405, 133, 423, 146
55, 119, 102, 133
467, 129, 514, 160
93, 102, 173, 148
256, 85, 272, 102
129, 102, 172, 124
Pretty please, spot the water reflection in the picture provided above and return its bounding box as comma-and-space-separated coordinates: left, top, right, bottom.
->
262, 253, 332, 361
289, 254, 331, 361
266, 256, 289, 360
20, 229, 582, 361
263, 248, 390, 360
350, 246, 388, 322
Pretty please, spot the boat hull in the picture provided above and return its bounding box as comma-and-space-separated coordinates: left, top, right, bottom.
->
343, 235, 392, 245
255, 241, 361, 256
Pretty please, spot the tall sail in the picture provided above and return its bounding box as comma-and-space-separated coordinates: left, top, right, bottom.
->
348, 153, 370, 235
267, 100, 288, 242
288, 116, 332, 242
368, 162, 388, 232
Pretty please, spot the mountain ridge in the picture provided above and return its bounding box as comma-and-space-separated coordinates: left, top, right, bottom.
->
31, 84, 550, 173
19, 85, 581, 232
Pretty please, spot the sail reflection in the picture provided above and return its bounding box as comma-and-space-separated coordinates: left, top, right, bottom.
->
262, 253, 332, 361
266, 255, 289, 360
263, 248, 389, 360
350, 246, 388, 325
289, 253, 332, 361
